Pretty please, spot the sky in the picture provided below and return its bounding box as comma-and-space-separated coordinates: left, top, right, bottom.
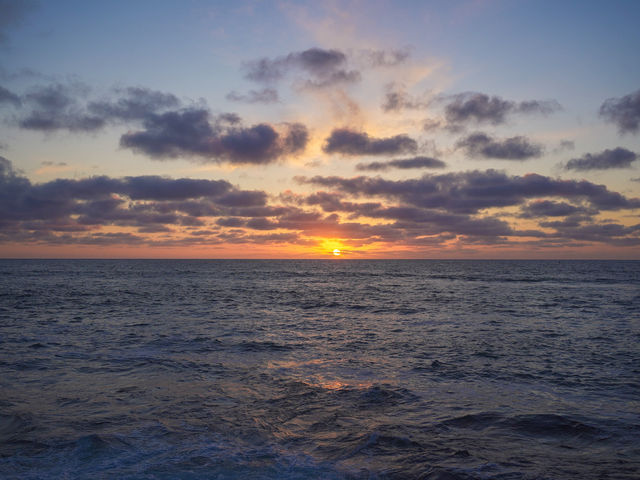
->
0, 0, 639, 259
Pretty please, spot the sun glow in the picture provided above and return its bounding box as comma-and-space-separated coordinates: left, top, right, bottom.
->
333, 249, 341, 256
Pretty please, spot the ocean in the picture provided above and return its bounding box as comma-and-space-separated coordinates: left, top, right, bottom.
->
0, 259, 638, 479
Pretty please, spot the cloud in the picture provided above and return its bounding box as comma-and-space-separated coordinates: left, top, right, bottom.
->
0, 156, 273, 234
356, 156, 446, 171
120, 109, 308, 164
553, 139, 575, 153
443, 92, 561, 125
243, 47, 360, 88
2, 156, 638, 250
520, 200, 593, 218
216, 217, 245, 227
297, 169, 640, 214
241, 47, 407, 91
599, 89, 640, 134
323, 128, 417, 156
17, 84, 184, 132
539, 219, 640, 246
226, 88, 279, 104
422, 118, 444, 131
359, 48, 410, 67
456, 132, 543, 160
381, 83, 428, 112
564, 147, 637, 171
0, 85, 21, 107
87, 87, 180, 121
20, 83, 106, 132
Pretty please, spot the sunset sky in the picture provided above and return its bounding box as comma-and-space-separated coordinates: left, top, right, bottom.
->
1, 0, 639, 258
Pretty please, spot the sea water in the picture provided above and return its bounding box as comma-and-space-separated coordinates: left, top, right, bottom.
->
0, 260, 638, 479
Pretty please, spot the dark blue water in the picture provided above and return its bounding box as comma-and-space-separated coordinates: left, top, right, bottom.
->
1, 260, 639, 479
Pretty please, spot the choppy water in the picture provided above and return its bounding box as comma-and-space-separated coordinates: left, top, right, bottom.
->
0, 259, 639, 479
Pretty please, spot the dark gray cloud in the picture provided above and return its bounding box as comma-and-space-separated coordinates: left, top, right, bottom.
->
323, 128, 417, 156
288, 48, 346, 75
120, 109, 308, 164
119, 108, 212, 157
360, 48, 410, 67
303, 70, 361, 89
341, 204, 519, 238
599, 89, 640, 134
381, 83, 428, 112
0, 157, 275, 238
12, 83, 181, 132
226, 88, 279, 104
356, 156, 446, 171
87, 87, 180, 121
20, 83, 106, 132
0, 85, 21, 107
0, 156, 276, 235
290, 170, 640, 247
539, 219, 640, 246
216, 217, 245, 227
516, 99, 562, 115
422, 118, 444, 131
119, 176, 232, 200
216, 190, 267, 207
443, 92, 561, 125
445, 93, 512, 125
244, 47, 360, 88
457, 132, 543, 160
520, 200, 593, 218
565, 147, 637, 171
297, 169, 640, 214
2, 156, 639, 249
244, 47, 409, 88
553, 139, 575, 153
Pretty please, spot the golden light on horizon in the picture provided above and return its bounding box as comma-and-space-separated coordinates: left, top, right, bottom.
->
333, 248, 341, 256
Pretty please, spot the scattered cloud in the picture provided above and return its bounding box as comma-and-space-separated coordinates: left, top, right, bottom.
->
87, 87, 180, 121
443, 92, 561, 126
20, 82, 106, 132
0, 85, 21, 107
226, 88, 279, 104
1, 156, 638, 249
242, 47, 410, 91
3, 80, 308, 165
553, 139, 575, 153
120, 109, 308, 164
323, 128, 417, 156
356, 156, 446, 171
519, 200, 593, 218
16, 84, 181, 132
0, 156, 260, 231
243, 47, 360, 88
456, 132, 543, 160
383, 90, 561, 126
381, 83, 429, 112
599, 89, 640, 134
297, 169, 640, 214
564, 147, 637, 171
359, 48, 410, 67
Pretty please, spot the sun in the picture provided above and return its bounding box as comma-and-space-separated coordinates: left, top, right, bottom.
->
319, 239, 345, 257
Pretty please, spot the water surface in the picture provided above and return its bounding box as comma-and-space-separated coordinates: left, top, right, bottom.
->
1, 260, 638, 478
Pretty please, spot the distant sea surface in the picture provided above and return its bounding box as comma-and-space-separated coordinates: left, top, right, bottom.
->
1, 260, 639, 479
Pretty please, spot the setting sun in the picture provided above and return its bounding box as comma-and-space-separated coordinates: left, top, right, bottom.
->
333, 249, 341, 256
